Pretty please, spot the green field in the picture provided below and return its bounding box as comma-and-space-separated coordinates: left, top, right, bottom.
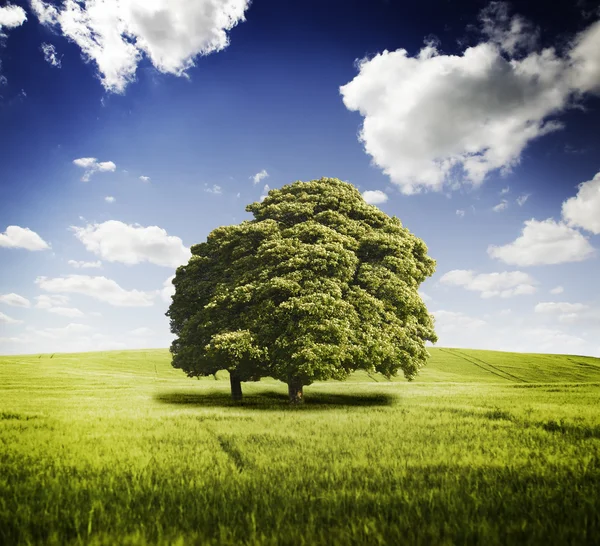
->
1, 348, 599, 545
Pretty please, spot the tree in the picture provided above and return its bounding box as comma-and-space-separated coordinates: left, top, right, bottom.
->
167, 178, 437, 402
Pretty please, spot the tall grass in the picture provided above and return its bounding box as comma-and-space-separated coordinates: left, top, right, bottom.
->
1, 349, 599, 545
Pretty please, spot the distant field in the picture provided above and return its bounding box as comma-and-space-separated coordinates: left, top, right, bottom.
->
1, 348, 599, 545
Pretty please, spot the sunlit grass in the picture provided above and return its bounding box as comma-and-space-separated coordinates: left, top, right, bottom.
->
1, 349, 599, 545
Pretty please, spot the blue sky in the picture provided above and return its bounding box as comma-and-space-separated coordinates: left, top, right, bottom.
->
1, 0, 599, 356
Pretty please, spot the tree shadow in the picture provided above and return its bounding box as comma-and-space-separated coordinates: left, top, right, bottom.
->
154, 390, 396, 410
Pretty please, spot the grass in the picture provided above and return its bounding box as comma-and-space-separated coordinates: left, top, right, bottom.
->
0, 348, 599, 545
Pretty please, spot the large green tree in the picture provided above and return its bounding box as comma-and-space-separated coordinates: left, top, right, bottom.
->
167, 178, 437, 402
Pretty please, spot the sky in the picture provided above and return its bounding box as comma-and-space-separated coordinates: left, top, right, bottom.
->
0, 0, 599, 357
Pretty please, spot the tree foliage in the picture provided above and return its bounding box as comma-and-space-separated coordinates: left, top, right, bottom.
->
167, 178, 437, 402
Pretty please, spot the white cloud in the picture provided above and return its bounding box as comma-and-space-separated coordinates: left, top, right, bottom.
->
418, 290, 431, 302
524, 327, 588, 353
562, 171, 600, 234
105, 196, 115, 203
493, 200, 508, 212
37, 323, 93, 339
36, 275, 156, 307
30, 0, 251, 93
550, 286, 564, 295
251, 169, 269, 185
204, 184, 222, 194
362, 190, 388, 205
0, 4, 26, 36
516, 193, 530, 206
488, 218, 595, 266
47, 306, 84, 318
68, 259, 101, 269
72, 220, 190, 268
432, 310, 486, 334
260, 184, 270, 202
0, 293, 30, 308
535, 302, 589, 314
439, 269, 537, 298
339, 7, 600, 193
0, 311, 22, 324
500, 186, 510, 195
130, 327, 153, 336
0, 226, 50, 251
40, 42, 61, 67
35, 295, 70, 309
73, 157, 116, 182
456, 209, 465, 218
139, 175, 150, 182
161, 275, 175, 303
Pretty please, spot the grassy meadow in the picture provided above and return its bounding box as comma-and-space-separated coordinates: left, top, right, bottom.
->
1, 348, 599, 545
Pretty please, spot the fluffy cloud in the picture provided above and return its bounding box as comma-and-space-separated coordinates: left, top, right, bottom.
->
105, 196, 115, 203
139, 175, 150, 182
362, 190, 388, 205
68, 259, 101, 269
439, 269, 537, 298
41, 42, 61, 67
161, 275, 175, 303
72, 220, 191, 268
30, 0, 251, 93
0, 226, 50, 251
251, 169, 269, 185
550, 286, 564, 295
339, 6, 600, 193
562, 171, 600, 234
488, 219, 595, 266
73, 157, 116, 182
0, 4, 26, 36
0, 311, 22, 324
36, 275, 155, 307
456, 209, 465, 218
0, 293, 30, 308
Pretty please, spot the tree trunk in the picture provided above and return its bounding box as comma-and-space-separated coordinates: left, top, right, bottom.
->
230, 372, 243, 401
288, 377, 304, 404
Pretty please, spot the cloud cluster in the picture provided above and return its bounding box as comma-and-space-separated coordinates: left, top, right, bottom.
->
489, 166, 600, 268
30, 0, 251, 93
36, 275, 155, 307
0, 226, 50, 250
72, 220, 190, 268
439, 269, 537, 298
73, 157, 116, 182
34, 294, 84, 317
362, 190, 388, 205
340, 5, 600, 193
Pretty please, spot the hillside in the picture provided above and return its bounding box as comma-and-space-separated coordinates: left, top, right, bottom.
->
2, 347, 600, 386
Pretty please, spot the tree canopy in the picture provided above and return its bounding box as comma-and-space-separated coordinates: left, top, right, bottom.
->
167, 178, 437, 402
